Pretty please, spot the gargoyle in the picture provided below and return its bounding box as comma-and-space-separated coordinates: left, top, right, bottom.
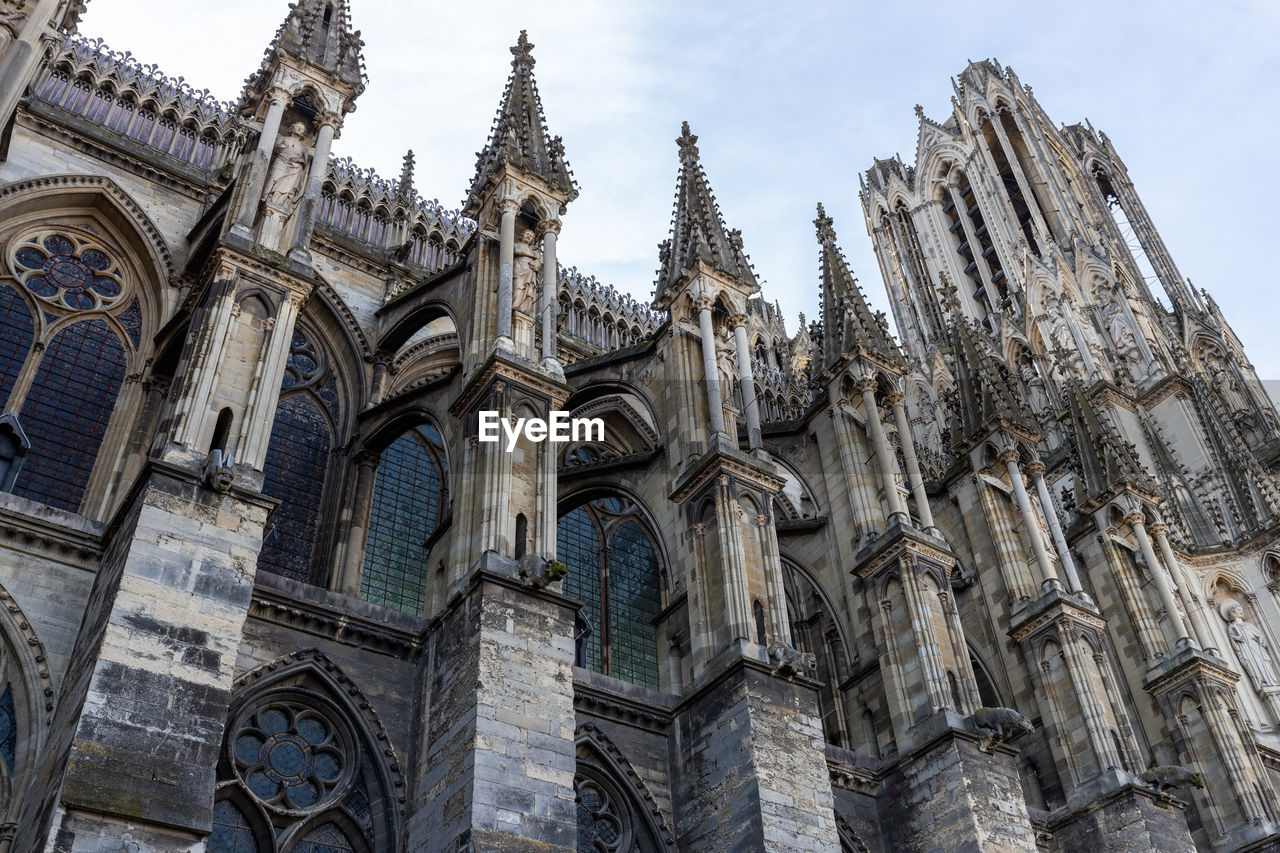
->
202, 449, 234, 492
767, 640, 817, 677
968, 706, 1034, 750
1138, 765, 1204, 794
519, 556, 568, 590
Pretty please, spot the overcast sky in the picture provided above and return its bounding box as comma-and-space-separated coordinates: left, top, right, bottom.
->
80, 1, 1280, 378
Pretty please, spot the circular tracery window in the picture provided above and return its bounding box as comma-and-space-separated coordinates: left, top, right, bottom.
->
576, 777, 626, 852
11, 232, 123, 310
229, 696, 356, 814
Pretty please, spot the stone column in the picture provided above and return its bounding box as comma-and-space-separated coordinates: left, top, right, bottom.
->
1152, 521, 1212, 651
1026, 461, 1083, 593
731, 314, 762, 448
233, 91, 288, 233
858, 376, 908, 524
494, 199, 518, 353
288, 114, 338, 261
0, 0, 61, 129
697, 295, 725, 435
1001, 449, 1059, 591
888, 392, 935, 531
540, 220, 562, 373
337, 451, 379, 597
1130, 514, 1193, 649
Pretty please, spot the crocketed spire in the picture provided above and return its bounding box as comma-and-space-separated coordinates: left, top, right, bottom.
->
1062, 380, 1158, 510
815, 202, 898, 371
242, 0, 367, 106
946, 310, 1038, 450
463, 31, 578, 217
652, 122, 757, 309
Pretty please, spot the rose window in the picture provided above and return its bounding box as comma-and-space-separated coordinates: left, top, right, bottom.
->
231, 699, 353, 813
576, 778, 626, 852
12, 233, 123, 310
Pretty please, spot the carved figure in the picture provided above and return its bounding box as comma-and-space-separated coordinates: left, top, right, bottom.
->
264, 122, 310, 207
715, 326, 737, 395
1210, 360, 1250, 415
1107, 305, 1138, 355
512, 229, 541, 316
1021, 362, 1051, 414
1139, 765, 1205, 793
201, 449, 234, 492
767, 640, 817, 676
1226, 603, 1278, 688
969, 706, 1035, 742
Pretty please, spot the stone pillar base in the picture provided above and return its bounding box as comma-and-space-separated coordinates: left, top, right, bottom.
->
408, 569, 578, 853
878, 712, 1038, 853
1048, 782, 1195, 853
672, 655, 839, 852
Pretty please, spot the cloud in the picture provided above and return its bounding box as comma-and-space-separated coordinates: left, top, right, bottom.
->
79, 0, 1280, 377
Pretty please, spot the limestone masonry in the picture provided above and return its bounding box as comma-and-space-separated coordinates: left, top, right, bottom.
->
0, 1, 1274, 851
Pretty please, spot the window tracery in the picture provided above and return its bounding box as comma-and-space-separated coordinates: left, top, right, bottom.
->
12, 232, 123, 311
361, 423, 448, 615
558, 496, 662, 689
259, 330, 338, 584
210, 666, 397, 853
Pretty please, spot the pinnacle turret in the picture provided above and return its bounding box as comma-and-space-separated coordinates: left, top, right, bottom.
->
814, 203, 898, 372
652, 122, 757, 309
1063, 381, 1157, 510
463, 30, 577, 217
397, 149, 415, 202
241, 0, 367, 110
946, 311, 1037, 450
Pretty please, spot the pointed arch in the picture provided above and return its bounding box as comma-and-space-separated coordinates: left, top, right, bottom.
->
0, 582, 54, 829
574, 723, 675, 851
218, 649, 405, 853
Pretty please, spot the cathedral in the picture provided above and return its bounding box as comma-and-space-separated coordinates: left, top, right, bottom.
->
0, 0, 1276, 850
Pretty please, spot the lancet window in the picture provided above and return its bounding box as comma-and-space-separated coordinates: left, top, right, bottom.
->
360, 422, 449, 615
558, 496, 663, 689
1, 228, 142, 514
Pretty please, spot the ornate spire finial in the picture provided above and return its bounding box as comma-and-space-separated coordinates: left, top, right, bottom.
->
511, 30, 535, 68
937, 271, 959, 315
397, 149, 416, 199
914, 103, 925, 120
814, 202, 835, 243
677, 121, 699, 164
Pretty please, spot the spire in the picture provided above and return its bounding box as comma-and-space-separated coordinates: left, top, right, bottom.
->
652, 122, 757, 309
463, 31, 578, 217
946, 313, 1037, 449
814, 203, 899, 371
241, 0, 366, 109
1062, 381, 1158, 511
397, 149, 415, 202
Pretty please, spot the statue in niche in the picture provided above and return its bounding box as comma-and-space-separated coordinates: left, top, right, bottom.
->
1226, 602, 1279, 688
1021, 361, 1051, 415
1209, 359, 1250, 415
715, 326, 737, 398
512, 229, 541, 317
264, 122, 310, 208
1107, 304, 1138, 357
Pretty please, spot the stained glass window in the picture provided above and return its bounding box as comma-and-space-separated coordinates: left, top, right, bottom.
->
0, 286, 33, 411
0, 683, 15, 772
259, 393, 331, 583
295, 823, 356, 853
13, 233, 123, 311
12, 319, 126, 512
557, 498, 661, 689
208, 800, 260, 853
361, 424, 447, 615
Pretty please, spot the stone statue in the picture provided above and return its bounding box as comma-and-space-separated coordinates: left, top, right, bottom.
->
264, 122, 310, 207
1107, 306, 1138, 356
1139, 765, 1205, 793
1210, 360, 1250, 415
512, 229, 541, 316
1226, 603, 1278, 688
715, 326, 737, 395
1021, 362, 1051, 414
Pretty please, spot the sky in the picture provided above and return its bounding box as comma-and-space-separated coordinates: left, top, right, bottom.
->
79, 0, 1280, 379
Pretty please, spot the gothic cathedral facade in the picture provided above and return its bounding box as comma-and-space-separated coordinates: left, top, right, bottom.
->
0, 2, 1274, 852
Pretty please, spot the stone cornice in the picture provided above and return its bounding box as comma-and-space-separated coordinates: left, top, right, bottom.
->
0, 493, 103, 568
448, 350, 570, 417
1143, 647, 1240, 696
668, 443, 786, 505
1010, 590, 1107, 643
